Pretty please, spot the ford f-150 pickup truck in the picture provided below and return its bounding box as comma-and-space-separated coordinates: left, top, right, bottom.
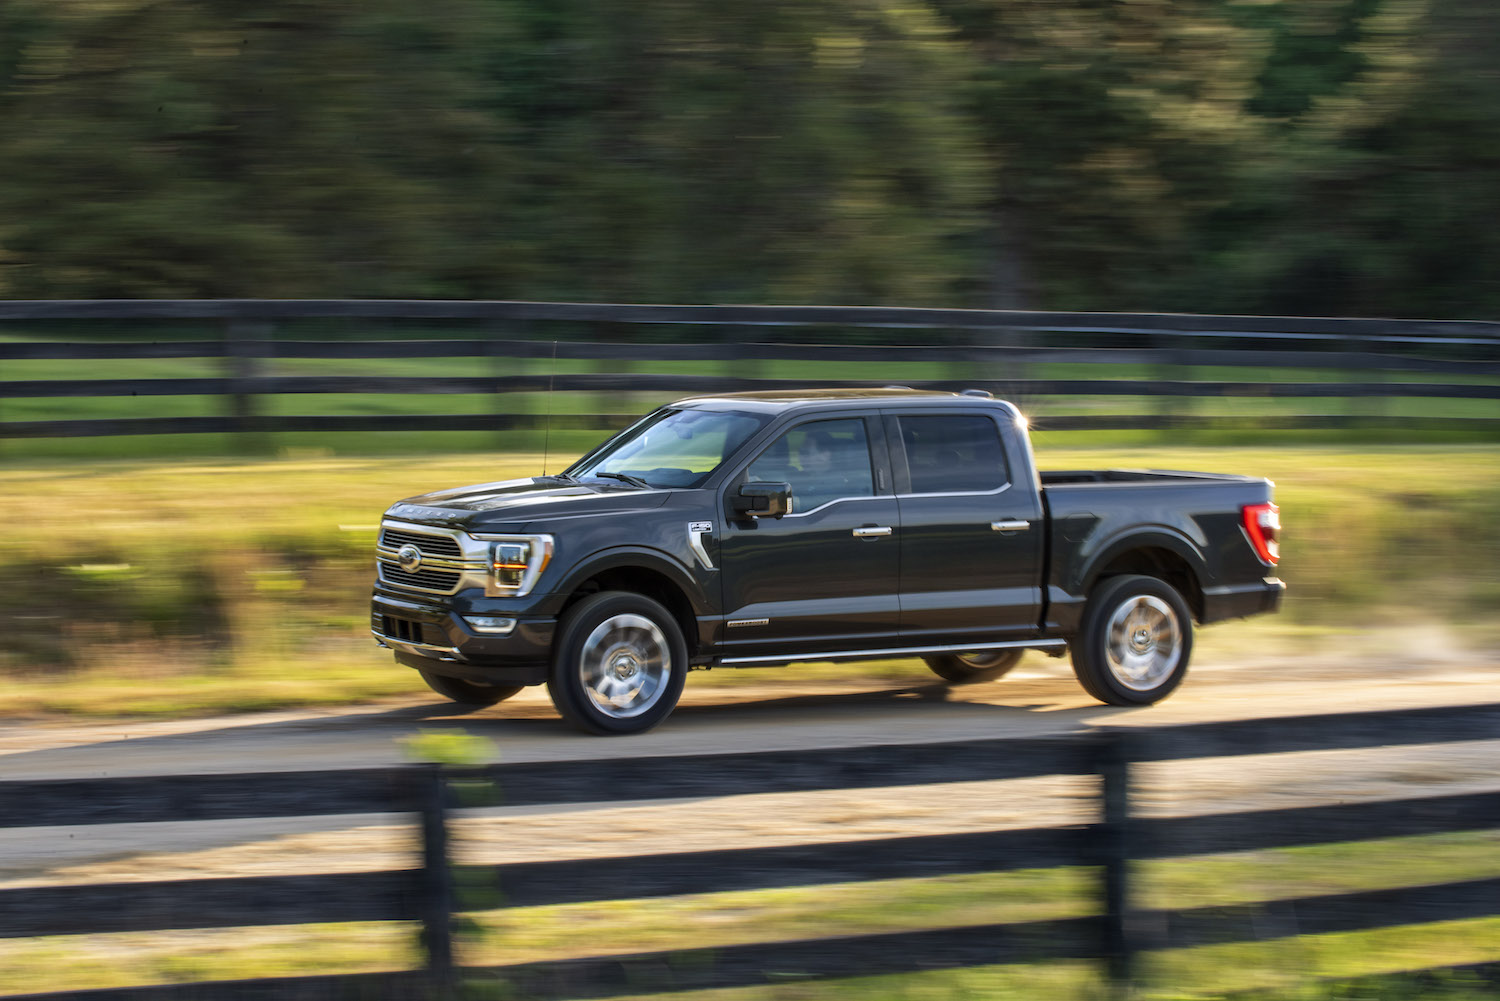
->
372, 389, 1284, 734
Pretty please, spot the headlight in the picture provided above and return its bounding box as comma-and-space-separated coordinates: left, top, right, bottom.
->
484, 535, 554, 595
492, 543, 530, 587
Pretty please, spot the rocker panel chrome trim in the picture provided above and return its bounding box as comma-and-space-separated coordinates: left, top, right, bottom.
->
717, 637, 1066, 666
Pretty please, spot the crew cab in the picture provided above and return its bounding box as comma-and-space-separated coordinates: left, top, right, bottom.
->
371, 389, 1284, 734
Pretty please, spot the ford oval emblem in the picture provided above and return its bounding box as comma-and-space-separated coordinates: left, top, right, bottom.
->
396, 544, 423, 573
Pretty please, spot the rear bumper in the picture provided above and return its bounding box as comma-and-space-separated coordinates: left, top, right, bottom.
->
1201, 577, 1285, 624
371, 592, 554, 686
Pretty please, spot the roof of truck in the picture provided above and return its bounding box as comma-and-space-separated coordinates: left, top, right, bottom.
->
673, 388, 1014, 416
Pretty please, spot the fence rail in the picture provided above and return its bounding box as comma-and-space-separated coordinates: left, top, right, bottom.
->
2, 702, 1497, 1000
3, 300, 1499, 441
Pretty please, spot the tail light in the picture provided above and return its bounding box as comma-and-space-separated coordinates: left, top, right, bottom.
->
1241, 503, 1280, 566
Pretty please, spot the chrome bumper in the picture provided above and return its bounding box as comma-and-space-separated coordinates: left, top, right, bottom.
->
371, 630, 467, 663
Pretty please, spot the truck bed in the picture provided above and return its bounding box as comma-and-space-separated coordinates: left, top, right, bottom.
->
1039, 468, 1263, 486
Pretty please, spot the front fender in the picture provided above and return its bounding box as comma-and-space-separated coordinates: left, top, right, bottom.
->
550, 545, 715, 618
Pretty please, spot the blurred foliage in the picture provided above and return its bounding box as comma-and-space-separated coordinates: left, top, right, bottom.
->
0, 0, 1496, 316
400, 727, 497, 766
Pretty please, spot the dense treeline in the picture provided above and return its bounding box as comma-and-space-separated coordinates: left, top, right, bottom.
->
0, 0, 1495, 317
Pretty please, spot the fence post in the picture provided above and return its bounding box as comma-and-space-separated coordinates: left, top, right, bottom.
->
418, 763, 456, 994
1095, 729, 1136, 994
223, 317, 269, 447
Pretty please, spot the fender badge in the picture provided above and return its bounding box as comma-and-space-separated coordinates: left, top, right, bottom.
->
687, 521, 716, 570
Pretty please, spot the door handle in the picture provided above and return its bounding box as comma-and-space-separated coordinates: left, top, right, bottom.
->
853, 526, 893, 539
991, 520, 1031, 532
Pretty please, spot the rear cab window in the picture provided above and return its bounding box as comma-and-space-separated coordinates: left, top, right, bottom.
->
894, 414, 1010, 494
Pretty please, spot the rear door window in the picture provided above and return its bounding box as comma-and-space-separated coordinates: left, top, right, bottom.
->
897, 415, 1009, 494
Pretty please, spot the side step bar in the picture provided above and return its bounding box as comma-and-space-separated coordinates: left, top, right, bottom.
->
718, 638, 1067, 667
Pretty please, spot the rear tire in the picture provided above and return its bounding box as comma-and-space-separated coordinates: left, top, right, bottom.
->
547, 591, 687, 735
924, 649, 1023, 684
418, 671, 523, 707
1071, 574, 1193, 706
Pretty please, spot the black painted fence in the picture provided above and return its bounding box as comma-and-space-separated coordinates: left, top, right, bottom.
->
3, 300, 1500, 439
1, 702, 1497, 1000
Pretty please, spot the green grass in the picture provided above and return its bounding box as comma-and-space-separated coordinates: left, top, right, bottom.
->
2, 832, 1496, 998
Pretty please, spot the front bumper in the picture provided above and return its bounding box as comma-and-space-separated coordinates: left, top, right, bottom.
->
371, 592, 555, 686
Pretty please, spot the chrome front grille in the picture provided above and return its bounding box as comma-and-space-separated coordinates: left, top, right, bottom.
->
375, 522, 487, 596
380, 527, 463, 558
379, 565, 464, 593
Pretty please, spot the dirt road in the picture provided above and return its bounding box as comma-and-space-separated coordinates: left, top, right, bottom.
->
1, 647, 1496, 888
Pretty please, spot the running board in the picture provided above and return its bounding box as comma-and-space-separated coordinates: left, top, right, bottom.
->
717, 638, 1067, 667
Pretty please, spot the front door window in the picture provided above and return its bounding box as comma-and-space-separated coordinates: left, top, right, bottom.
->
746, 418, 874, 515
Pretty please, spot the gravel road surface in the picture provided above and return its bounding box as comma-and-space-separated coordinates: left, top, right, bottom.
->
2, 648, 1496, 887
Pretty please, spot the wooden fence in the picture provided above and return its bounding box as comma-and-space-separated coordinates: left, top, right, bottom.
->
2, 702, 1497, 1000
2, 300, 1500, 439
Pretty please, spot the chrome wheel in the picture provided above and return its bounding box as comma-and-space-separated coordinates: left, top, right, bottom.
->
1104, 594, 1182, 691
578, 613, 672, 719
955, 651, 1012, 669
923, 647, 1022, 684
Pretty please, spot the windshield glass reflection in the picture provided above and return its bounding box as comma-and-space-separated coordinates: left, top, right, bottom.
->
566, 408, 767, 489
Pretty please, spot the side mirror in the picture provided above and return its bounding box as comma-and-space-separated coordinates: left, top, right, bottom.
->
733, 481, 792, 519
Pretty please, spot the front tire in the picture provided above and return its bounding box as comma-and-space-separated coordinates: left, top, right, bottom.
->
924, 649, 1023, 684
418, 671, 523, 708
547, 591, 688, 735
1071, 574, 1193, 706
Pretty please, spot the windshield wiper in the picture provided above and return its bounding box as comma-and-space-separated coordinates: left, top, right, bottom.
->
590, 471, 652, 489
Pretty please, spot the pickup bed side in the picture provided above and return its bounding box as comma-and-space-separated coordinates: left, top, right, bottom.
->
1040, 471, 1281, 633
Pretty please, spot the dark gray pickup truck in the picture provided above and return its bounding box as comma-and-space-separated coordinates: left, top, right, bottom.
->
372, 389, 1283, 733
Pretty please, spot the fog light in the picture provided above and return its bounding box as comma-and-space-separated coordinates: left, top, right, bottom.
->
462, 615, 518, 635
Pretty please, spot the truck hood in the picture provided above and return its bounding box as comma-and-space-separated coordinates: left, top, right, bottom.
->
384, 477, 672, 529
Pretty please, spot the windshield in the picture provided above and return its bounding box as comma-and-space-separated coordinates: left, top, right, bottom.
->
566, 408, 768, 489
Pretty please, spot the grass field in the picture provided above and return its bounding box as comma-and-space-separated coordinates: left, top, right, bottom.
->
1, 829, 1496, 998
0, 442, 1496, 717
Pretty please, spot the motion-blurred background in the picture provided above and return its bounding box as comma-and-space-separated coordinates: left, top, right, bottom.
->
1, 0, 1497, 314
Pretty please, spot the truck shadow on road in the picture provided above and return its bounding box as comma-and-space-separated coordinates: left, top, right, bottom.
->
2, 679, 1134, 779
388, 676, 1135, 742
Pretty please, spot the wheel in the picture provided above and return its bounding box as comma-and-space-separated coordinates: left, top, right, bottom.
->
418, 671, 523, 707
1071, 574, 1193, 706
924, 649, 1023, 684
547, 591, 687, 735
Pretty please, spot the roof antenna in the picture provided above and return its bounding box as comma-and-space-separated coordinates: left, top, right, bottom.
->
541, 339, 558, 476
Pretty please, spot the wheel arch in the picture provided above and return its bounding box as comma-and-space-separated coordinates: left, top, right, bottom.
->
553, 548, 706, 657
1081, 533, 1207, 622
